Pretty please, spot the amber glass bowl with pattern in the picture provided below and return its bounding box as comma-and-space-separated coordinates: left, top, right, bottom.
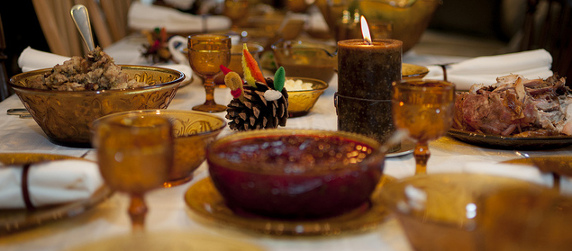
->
101, 109, 227, 187
9, 65, 184, 147
286, 77, 329, 118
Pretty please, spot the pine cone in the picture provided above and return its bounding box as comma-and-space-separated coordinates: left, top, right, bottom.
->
226, 78, 288, 131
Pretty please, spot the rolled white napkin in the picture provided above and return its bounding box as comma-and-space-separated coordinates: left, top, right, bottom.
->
18, 46, 68, 73
424, 49, 553, 91
17, 47, 193, 84
0, 159, 104, 209
128, 2, 231, 33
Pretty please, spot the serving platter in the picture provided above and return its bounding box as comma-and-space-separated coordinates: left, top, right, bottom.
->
447, 129, 572, 150
0, 153, 113, 235
184, 175, 395, 236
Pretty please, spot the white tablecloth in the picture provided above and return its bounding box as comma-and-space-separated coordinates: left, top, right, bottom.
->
1, 34, 570, 251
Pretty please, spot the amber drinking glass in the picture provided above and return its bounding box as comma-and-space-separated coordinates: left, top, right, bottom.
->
223, 0, 249, 30
92, 113, 174, 231
392, 79, 455, 175
188, 34, 231, 113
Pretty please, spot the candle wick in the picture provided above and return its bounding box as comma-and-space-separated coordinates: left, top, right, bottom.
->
360, 15, 373, 45
364, 38, 372, 45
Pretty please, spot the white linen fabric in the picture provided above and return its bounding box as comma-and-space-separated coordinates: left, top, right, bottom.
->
128, 1, 231, 33
0, 159, 103, 209
424, 49, 554, 90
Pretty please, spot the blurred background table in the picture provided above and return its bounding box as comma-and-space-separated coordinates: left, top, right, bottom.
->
0, 31, 571, 250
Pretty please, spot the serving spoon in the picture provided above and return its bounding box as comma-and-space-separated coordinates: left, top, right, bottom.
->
70, 5, 95, 51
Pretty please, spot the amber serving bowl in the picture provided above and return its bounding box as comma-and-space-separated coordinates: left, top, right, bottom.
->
315, 0, 440, 52
379, 173, 548, 251
477, 186, 572, 251
94, 110, 226, 187
285, 77, 329, 117
206, 129, 385, 219
271, 40, 338, 83
9, 65, 184, 147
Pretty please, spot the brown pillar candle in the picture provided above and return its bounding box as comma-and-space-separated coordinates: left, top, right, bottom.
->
336, 38, 402, 148
337, 39, 402, 100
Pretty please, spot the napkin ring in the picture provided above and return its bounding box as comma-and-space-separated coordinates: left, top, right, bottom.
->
439, 64, 449, 82
21, 163, 36, 210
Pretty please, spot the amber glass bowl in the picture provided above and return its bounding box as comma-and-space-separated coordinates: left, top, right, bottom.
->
315, 0, 440, 52
271, 40, 338, 83
206, 129, 385, 219
286, 77, 329, 117
379, 173, 547, 251
9, 65, 184, 147
94, 110, 226, 187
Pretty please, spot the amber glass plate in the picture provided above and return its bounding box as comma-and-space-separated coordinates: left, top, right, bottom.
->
184, 175, 395, 236
0, 153, 113, 235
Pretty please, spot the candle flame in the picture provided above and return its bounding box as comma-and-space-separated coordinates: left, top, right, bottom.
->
360, 16, 372, 45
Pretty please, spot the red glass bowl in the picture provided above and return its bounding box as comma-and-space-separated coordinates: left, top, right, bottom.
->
206, 129, 385, 219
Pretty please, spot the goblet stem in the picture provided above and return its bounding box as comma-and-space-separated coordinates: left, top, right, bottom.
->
203, 76, 216, 106
193, 76, 227, 112
413, 141, 430, 175
128, 193, 148, 232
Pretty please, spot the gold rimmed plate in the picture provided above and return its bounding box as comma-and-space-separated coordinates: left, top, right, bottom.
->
0, 153, 113, 235
184, 175, 395, 236
448, 129, 572, 150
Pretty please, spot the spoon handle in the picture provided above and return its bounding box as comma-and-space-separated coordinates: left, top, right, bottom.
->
70, 5, 95, 51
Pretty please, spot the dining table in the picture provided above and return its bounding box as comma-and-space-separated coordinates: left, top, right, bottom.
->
1, 32, 571, 251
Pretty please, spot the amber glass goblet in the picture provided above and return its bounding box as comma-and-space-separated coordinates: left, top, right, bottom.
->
92, 113, 174, 231
188, 34, 231, 113
223, 0, 249, 30
392, 79, 455, 175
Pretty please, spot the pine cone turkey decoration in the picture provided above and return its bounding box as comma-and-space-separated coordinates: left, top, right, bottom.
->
222, 44, 289, 131
226, 78, 288, 131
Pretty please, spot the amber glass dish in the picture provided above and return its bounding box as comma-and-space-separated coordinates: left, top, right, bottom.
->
286, 77, 329, 117
9, 65, 184, 147
105, 110, 226, 187
379, 173, 547, 251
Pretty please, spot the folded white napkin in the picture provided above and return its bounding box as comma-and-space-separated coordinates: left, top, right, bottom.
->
128, 2, 231, 33
423, 49, 553, 91
18, 46, 69, 73
0, 159, 104, 209
432, 161, 572, 195
17, 47, 193, 84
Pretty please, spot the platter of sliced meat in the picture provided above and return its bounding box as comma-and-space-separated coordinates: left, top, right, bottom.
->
450, 74, 572, 149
